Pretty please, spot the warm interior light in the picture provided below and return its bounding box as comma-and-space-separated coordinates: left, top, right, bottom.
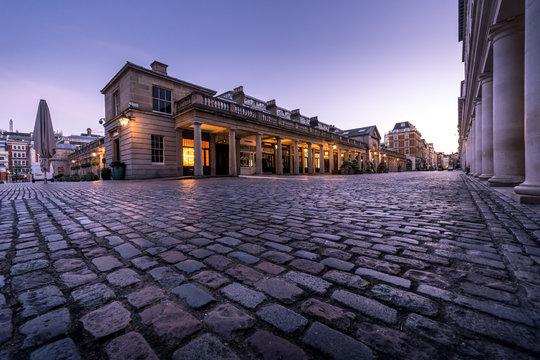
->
92, 152, 97, 157
304, 149, 308, 153
332, 145, 337, 149
71, 160, 75, 163
119, 117, 129, 127
183, 148, 195, 166
324, 151, 328, 156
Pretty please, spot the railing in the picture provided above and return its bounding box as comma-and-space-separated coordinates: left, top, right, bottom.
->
175, 93, 366, 148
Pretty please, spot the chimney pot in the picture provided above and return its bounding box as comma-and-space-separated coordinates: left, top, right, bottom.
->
266, 99, 277, 115
150, 61, 168, 75
232, 86, 245, 105
87, 128, 92, 136
290, 109, 301, 122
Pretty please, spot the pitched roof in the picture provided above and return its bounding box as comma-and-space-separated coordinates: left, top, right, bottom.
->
101, 62, 216, 95
339, 126, 380, 139
392, 121, 415, 130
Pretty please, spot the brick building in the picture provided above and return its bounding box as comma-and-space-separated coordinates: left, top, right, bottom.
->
384, 122, 426, 170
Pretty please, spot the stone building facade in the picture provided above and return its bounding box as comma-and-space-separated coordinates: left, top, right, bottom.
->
100, 61, 368, 179
458, 0, 539, 203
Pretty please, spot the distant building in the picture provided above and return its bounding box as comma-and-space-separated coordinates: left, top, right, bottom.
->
7, 139, 30, 182
385, 122, 427, 170
67, 138, 105, 177
0, 139, 8, 182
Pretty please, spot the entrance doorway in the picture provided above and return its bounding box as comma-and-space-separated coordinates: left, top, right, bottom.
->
216, 144, 229, 175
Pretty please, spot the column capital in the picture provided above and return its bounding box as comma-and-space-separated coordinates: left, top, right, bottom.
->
193, 120, 203, 126
488, 15, 524, 42
478, 72, 493, 83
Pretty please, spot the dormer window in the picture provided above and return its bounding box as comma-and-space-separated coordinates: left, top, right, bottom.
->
152, 86, 172, 114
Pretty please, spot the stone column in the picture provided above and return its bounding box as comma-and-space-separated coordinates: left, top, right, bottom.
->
256, 133, 263, 175
307, 142, 313, 174
176, 128, 183, 177
293, 140, 299, 174
193, 121, 203, 177
470, 121, 476, 175
229, 128, 237, 176
276, 137, 283, 175
335, 147, 341, 171
515, 0, 540, 197
479, 73, 494, 180
319, 145, 325, 174
329, 147, 334, 174
473, 98, 483, 177
210, 134, 216, 176
489, 17, 525, 186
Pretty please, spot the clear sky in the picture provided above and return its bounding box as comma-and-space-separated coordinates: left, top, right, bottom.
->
0, 0, 462, 154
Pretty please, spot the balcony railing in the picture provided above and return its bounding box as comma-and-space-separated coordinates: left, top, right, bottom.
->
175, 93, 366, 148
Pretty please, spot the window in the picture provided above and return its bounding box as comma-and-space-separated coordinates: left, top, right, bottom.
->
393, 135, 397, 140
182, 138, 209, 166
405, 149, 410, 154
113, 91, 120, 116
405, 141, 409, 147
405, 134, 409, 139
152, 86, 172, 114
151, 135, 164, 163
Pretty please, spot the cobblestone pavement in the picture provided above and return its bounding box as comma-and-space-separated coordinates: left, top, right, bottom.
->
0, 171, 539, 360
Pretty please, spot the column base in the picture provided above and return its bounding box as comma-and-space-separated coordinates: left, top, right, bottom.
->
514, 182, 540, 197
488, 175, 524, 187
510, 192, 540, 204
478, 173, 493, 180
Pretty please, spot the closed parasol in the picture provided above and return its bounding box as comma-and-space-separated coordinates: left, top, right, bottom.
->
33, 99, 56, 183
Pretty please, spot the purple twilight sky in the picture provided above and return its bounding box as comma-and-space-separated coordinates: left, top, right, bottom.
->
0, 0, 462, 153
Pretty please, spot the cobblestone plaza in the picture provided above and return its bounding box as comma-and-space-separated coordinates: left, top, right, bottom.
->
0, 172, 539, 359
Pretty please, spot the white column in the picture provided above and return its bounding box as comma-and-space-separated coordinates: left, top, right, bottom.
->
293, 140, 299, 174
229, 128, 237, 176
319, 144, 325, 174
515, 0, 540, 197
329, 147, 334, 174
336, 147, 341, 170
176, 128, 183, 177
488, 17, 525, 186
473, 98, 483, 177
276, 136, 283, 175
256, 133, 263, 175
470, 120, 476, 175
193, 121, 203, 177
479, 73, 494, 180
307, 142, 313, 174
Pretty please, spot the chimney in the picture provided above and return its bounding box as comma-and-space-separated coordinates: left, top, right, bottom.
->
150, 61, 168, 75
266, 99, 277, 115
87, 128, 92, 136
232, 86, 245, 104
309, 116, 319, 127
291, 109, 301, 122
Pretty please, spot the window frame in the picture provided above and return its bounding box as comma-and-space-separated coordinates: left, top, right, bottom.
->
113, 90, 120, 116
151, 134, 165, 164
152, 85, 173, 115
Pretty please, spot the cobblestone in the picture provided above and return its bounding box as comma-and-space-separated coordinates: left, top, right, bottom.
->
105, 332, 158, 360
204, 303, 255, 340
81, 301, 131, 339
257, 303, 308, 335
0, 172, 539, 359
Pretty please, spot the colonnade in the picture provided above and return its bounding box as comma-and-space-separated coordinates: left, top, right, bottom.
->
464, 1, 540, 199
183, 122, 365, 177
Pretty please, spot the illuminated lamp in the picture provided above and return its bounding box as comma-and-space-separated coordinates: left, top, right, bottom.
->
119, 111, 135, 127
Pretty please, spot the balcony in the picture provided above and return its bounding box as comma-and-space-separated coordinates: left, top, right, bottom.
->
175, 93, 366, 148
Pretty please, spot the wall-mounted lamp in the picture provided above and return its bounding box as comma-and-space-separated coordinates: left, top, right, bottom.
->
332, 145, 337, 149
119, 111, 135, 127
92, 152, 97, 157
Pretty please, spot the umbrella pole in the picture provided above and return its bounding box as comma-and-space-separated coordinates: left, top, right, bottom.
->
44, 169, 47, 184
